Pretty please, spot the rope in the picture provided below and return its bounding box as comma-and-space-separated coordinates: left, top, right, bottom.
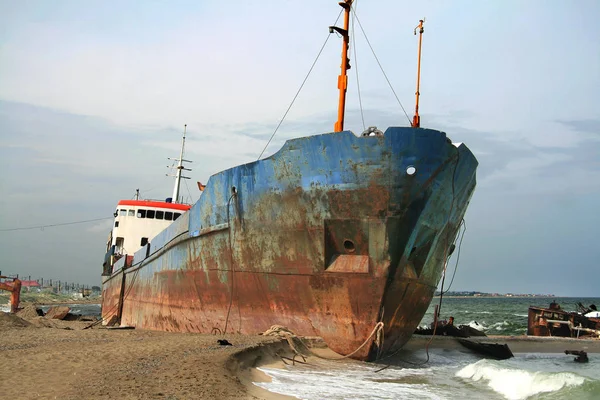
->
257, 9, 343, 160
0, 217, 113, 232
223, 191, 237, 335
84, 267, 141, 329
351, 1, 366, 131
183, 178, 194, 205
441, 219, 466, 295
373, 150, 462, 370
436, 150, 460, 315
263, 322, 384, 361
351, 10, 412, 125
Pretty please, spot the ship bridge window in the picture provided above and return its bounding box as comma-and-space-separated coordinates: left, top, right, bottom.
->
164, 212, 173, 221
119, 209, 127, 216
156, 211, 164, 220
174, 212, 181, 220
128, 210, 135, 217
115, 237, 124, 255
147, 210, 155, 219
114, 221, 119, 227
137, 209, 146, 218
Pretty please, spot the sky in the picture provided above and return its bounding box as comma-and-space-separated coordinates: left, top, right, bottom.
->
0, 0, 598, 296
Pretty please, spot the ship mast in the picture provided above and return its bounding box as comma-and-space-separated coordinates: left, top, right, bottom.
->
412, 19, 425, 128
331, 0, 353, 132
169, 124, 192, 203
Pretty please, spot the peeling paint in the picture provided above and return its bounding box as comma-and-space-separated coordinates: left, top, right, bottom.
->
102, 127, 477, 361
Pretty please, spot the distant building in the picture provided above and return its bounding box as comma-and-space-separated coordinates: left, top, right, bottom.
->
20, 280, 41, 292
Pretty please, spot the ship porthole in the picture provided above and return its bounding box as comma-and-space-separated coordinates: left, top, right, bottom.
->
406, 166, 417, 176
343, 240, 356, 253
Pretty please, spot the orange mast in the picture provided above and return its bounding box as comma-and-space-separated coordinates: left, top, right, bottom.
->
331, 0, 353, 132
412, 19, 425, 128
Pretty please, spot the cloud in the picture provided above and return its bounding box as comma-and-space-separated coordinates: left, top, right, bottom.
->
556, 119, 600, 136
87, 219, 114, 234
1, 1, 599, 295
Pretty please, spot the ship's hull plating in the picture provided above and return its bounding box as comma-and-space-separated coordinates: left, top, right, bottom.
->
102, 127, 478, 361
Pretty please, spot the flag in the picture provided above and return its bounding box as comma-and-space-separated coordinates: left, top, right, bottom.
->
197, 182, 206, 191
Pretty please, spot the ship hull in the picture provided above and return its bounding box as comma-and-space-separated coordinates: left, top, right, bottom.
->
102, 127, 478, 361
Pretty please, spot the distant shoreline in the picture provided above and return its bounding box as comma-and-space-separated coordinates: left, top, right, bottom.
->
34, 300, 102, 306
435, 296, 557, 299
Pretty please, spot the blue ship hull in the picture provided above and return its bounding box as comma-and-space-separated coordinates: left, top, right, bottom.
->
102, 126, 477, 361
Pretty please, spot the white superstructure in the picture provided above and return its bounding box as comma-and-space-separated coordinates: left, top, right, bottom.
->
108, 200, 190, 256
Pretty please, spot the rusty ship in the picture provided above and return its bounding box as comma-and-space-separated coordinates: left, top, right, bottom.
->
528, 301, 600, 339
101, 1, 478, 361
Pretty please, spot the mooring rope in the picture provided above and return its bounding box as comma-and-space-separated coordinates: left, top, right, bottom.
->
263, 321, 384, 361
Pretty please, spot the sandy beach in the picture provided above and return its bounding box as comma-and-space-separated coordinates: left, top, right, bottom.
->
3, 304, 599, 400
0, 309, 298, 400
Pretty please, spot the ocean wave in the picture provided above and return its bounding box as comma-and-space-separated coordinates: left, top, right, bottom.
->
467, 321, 487, 331
456, 359, 586, 400
488, 321, 511, 332
256, 365, 443, 399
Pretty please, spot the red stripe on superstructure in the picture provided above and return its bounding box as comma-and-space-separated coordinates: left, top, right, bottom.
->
19, 281, 41, 287
117, 200, 191, 211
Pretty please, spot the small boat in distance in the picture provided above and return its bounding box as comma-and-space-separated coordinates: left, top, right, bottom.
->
101, 1, 478, 361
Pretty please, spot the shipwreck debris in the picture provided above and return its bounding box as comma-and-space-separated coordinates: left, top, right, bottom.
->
44, 306, 70, 320
565, 350, 589, 363
458, 339, 514, 360
528, 301, 600, 339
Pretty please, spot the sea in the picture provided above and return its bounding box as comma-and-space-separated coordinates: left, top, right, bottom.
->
0, 302, 101, 316
255, 297, 600, 400
2, 297, 599, 398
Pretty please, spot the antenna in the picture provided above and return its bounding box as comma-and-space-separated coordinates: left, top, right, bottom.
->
167, 125, 192, 203
412, 19, 425, 128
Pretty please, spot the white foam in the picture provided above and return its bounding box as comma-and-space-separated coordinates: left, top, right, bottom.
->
256, 365, 443, 400
456, 359, 585, 400
1, 304, 10, 313
585, 311, 600, 318
489, 321, 510, 331
467, 320, 487, 331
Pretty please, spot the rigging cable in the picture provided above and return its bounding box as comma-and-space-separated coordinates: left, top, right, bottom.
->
84, 267, 141, 329
351, 10, 412, 125
223, 190, 238, 335
0, 217, 113, 232
138, 175, 171, 199
183, 178, 194, 205
351, 1, 366, 131
179, 134, 194, 204
436, 151, 460, 317
257, 9, 344, 160
441, 219, 466, 295
373, 152, 461, 371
